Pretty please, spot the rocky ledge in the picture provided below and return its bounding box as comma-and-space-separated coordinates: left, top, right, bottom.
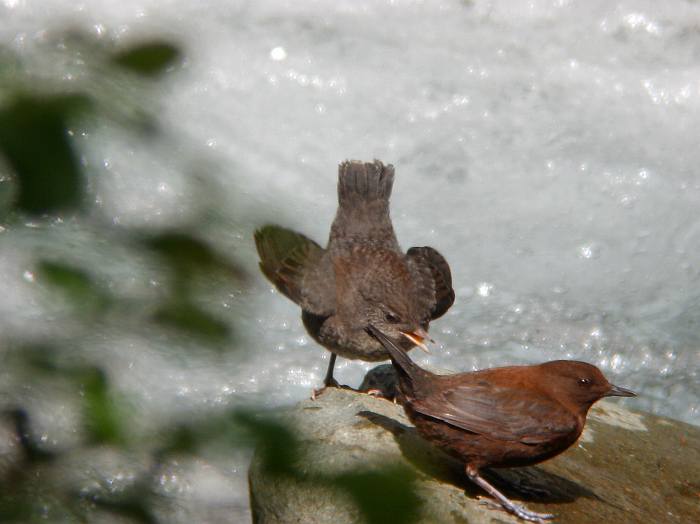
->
249, 366, 700, 523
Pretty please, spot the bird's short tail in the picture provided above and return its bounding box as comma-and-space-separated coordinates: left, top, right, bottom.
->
367, 325, 427, 394
337, 160, 394, 208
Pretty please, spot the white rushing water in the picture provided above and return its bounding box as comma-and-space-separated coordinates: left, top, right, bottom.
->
1, 0, 699, 521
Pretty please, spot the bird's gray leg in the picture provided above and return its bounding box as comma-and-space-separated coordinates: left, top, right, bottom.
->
466, 464, 555, 523
311, 353, 340, 399
323, 353, 338, 387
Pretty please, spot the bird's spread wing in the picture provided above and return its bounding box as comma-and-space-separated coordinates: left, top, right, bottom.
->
411, 381, 577, 444
254, 225, 334, 315
406, 246, 455, 320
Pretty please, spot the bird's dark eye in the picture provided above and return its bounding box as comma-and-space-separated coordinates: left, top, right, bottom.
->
385, 312, 400, 324
578, 378, 591, 386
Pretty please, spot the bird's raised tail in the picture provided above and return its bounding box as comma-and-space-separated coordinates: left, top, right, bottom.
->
367, 325, 430, 396
337, 160, 394, 208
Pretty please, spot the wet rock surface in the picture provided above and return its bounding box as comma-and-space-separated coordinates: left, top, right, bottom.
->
249, 366, 700, 523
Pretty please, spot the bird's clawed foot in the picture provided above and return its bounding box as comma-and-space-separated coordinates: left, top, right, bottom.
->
365, 388, 384, 397
477, 497, 503, 513
478, 498, 554, 523
311, 379, 337, 400
311, 386, 392, 401
468, 466, 555, 523
506, 502, 555, 523
311, 379, 356, 400
362, 388, 397, 401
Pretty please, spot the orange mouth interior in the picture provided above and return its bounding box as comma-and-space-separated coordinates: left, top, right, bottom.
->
401, 331, 430, 353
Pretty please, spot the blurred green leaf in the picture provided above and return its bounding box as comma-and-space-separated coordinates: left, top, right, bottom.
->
80, 368, 126, 445
154, 408, 268, 459
153, 301, 230, 343
36, 260, 111, 313
333, 465, 422, 524
13, 343, 62, 374
0, 493, 33, 523
145, 231, 219, 270
6, 408, 56, 464
0, 29, 264, 524
112, 41, 181, 77
155, 424, 199, 458
90, 489, 157, 524
230, 410, 422, 523
0, 93, 91, 214
144, 231, 245, 280
232, 411, 301, 478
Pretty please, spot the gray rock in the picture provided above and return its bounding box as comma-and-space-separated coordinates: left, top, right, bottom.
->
249, 366, 700, 523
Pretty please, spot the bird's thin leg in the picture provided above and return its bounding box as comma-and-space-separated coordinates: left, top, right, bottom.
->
323, 353, 338, 387
311, 353, 340, 400
466, 464, 555, 523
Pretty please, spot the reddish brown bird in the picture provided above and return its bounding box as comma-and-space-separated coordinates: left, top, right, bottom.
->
255, 160, 454, 394
369, 326, 636, 523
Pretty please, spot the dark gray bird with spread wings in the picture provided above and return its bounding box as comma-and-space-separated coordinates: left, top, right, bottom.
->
255, 160, 454, 393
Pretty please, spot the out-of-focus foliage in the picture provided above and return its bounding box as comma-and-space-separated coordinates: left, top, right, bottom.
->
36, 260, 112, 315
80, 367, 127, 445
334, 466, 422, 524
152, 300, 231, 342
112, 41, 181, 77
0, 28, 421, 524
232, 410, 303, 477
0, 94, 91, 214
144, 231, 246, 282
142, 231, 246, 344
0, 31, 242, 345
164, 409, 424, 522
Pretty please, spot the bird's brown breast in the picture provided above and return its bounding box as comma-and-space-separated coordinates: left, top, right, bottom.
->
314, 315, 418, 361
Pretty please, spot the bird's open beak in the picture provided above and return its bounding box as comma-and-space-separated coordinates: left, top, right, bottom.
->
401, 328, 433, 354
606, 384, 637, 398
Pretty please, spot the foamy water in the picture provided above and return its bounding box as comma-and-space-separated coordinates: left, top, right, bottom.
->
1, 1, 698, 521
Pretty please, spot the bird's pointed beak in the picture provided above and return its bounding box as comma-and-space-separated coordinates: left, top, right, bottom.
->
606, 384, 637, 398
401, 328, 433, 354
